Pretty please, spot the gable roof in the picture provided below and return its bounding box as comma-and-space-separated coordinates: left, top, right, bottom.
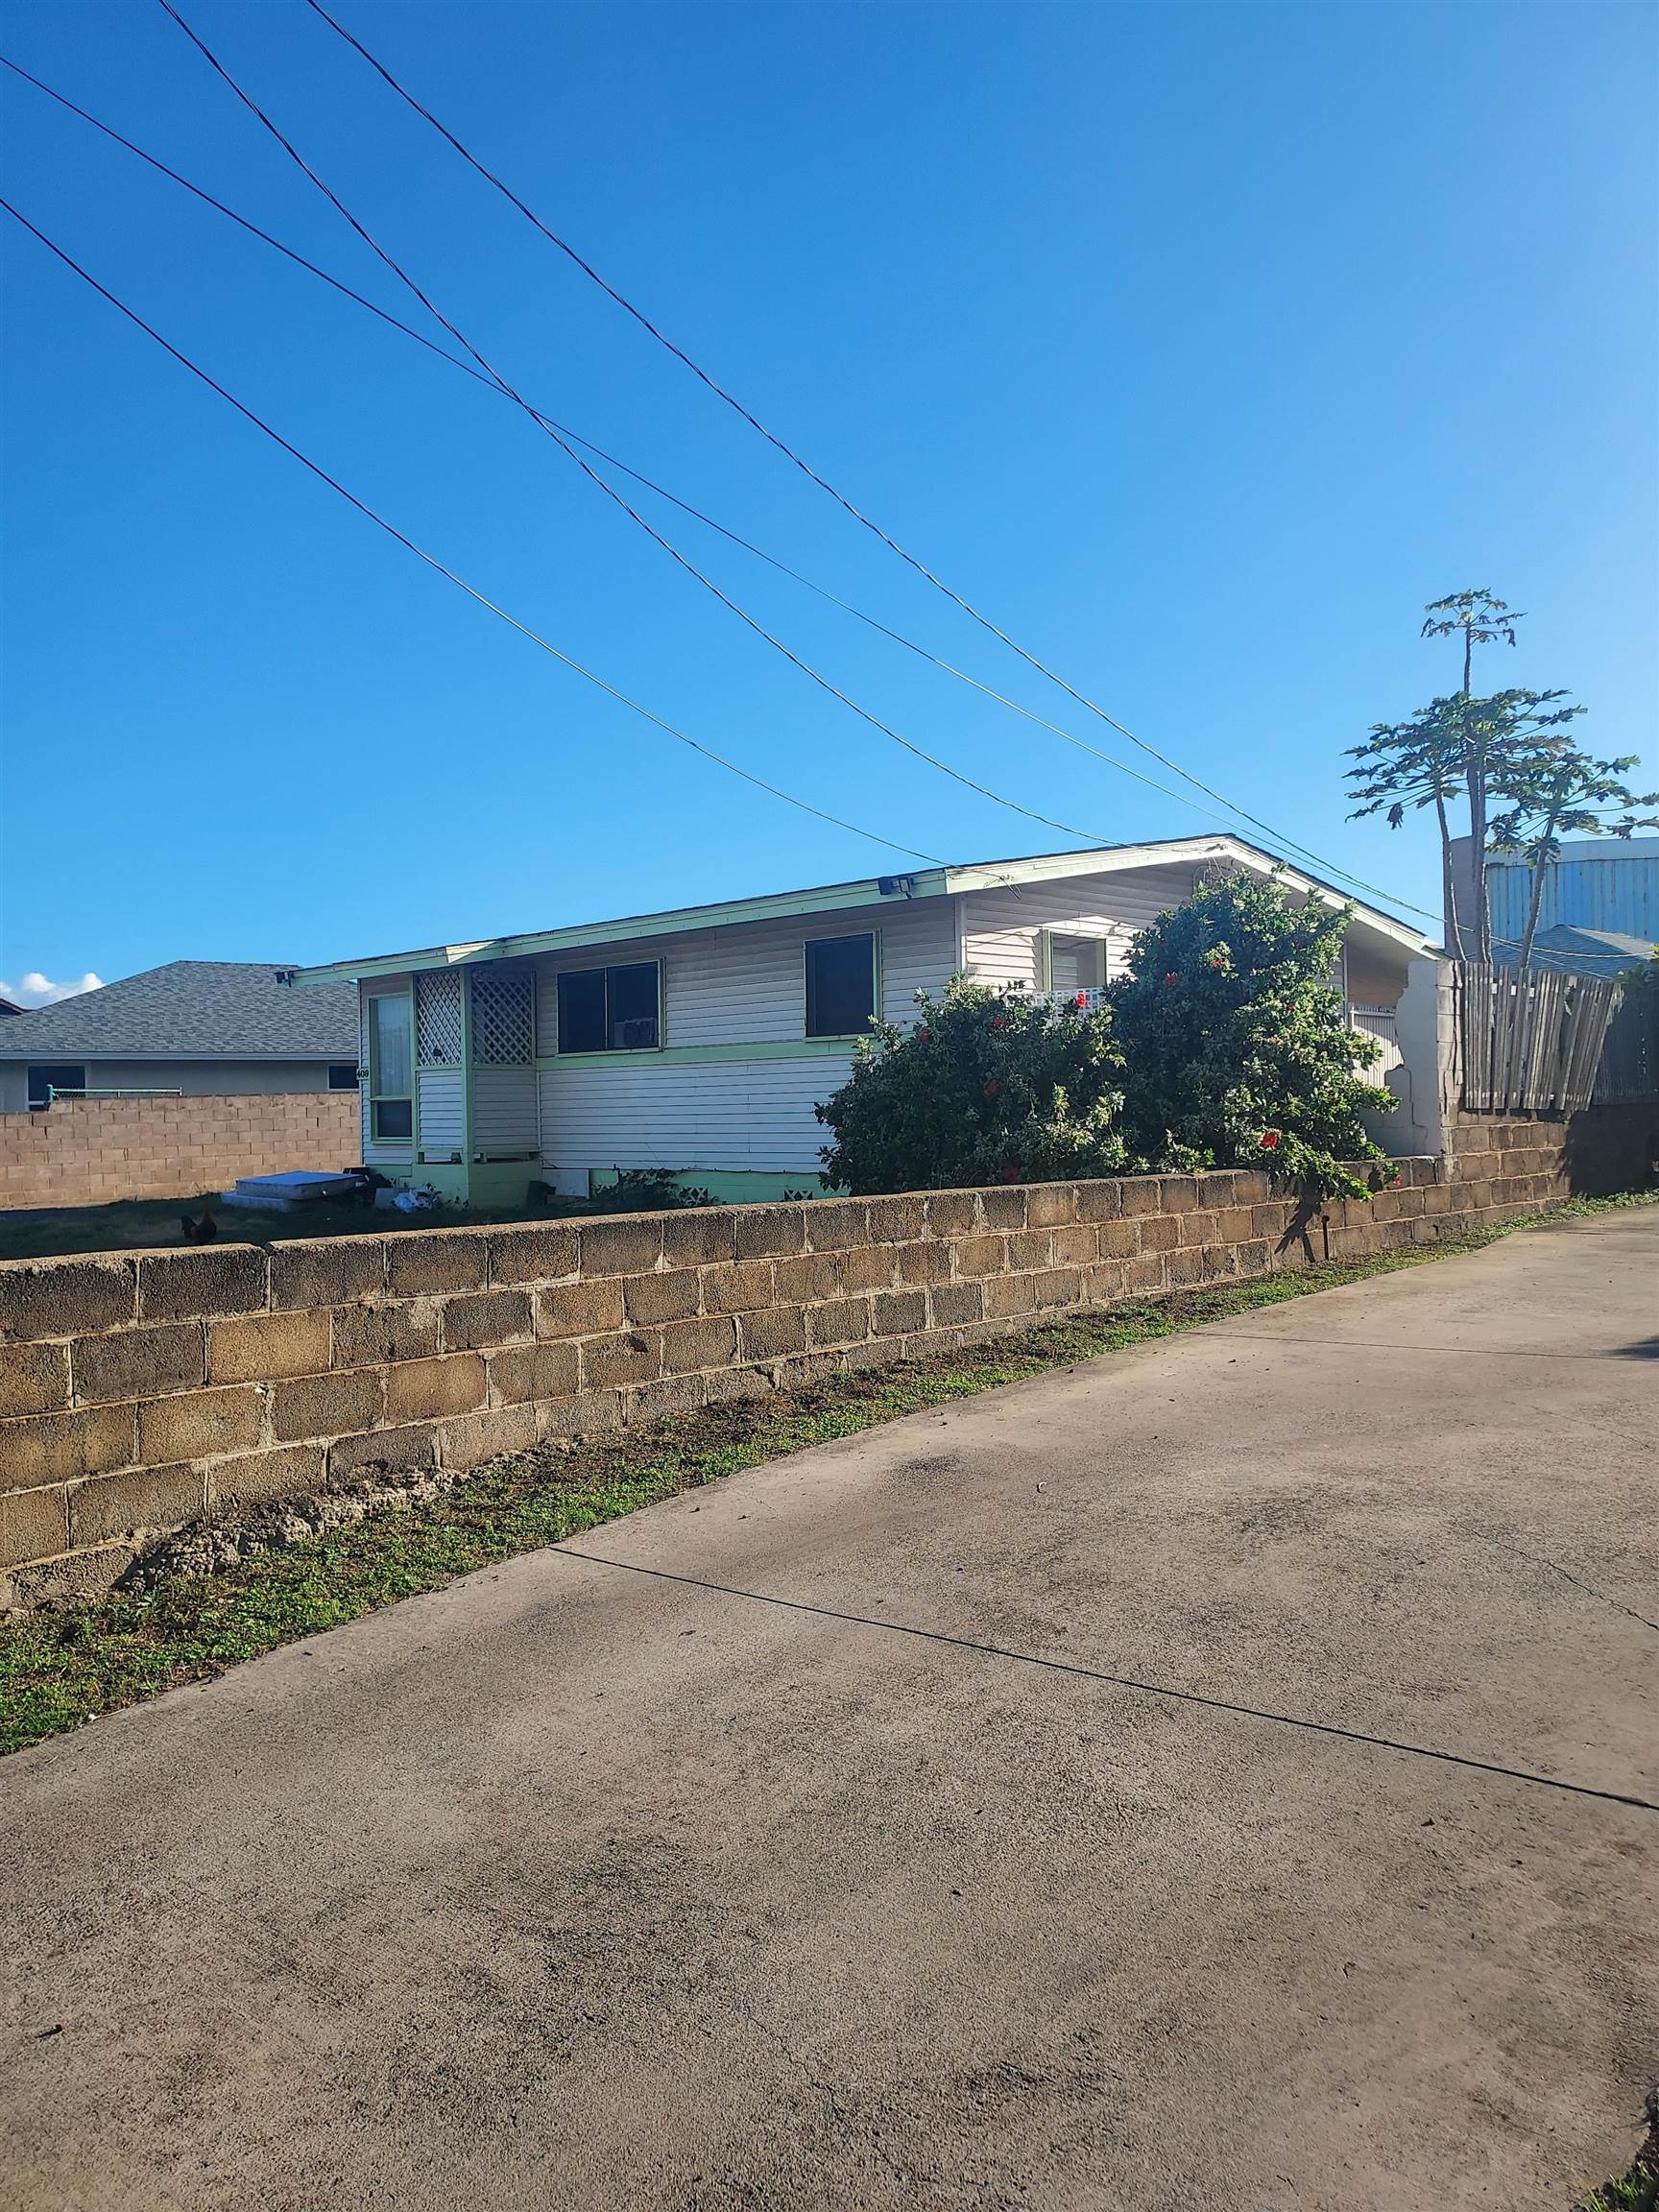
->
293, 836, 1435, 986
0, 961, 359, 1062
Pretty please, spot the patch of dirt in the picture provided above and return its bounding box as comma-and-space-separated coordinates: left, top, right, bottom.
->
114, 1461, 480, 1593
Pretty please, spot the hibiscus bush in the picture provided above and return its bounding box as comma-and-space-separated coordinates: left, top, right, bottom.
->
816, 976, 1128, 1193
1107, 873, 1395, 1199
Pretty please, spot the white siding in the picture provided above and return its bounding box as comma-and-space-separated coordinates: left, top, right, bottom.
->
417, 1068, 465, 1157
530, 895, 956, 1177
960, 865, 1202, 990
472, 1066, 539, 1155
532, 896, 955, 1052
540, 1055, 851, 1178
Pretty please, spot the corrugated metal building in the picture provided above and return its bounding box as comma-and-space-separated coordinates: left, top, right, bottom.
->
1489, 836, 1659, 952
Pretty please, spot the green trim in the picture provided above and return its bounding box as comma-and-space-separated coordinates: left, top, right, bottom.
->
294, 874, 948, 986
590, 1166, 836, 1204
536, 1037, 860, 1071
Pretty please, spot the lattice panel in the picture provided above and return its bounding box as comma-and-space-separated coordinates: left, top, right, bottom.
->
470, 966, 534, 1066
415, 969, 464, 1067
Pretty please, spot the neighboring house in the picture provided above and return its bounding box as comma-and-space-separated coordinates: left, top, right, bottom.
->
1509, 925, 1655, 980
0, 961, 362, 1114
0, 998, 24, 1019
293, 836, 1432, 1206
1448, 834, 1659, 961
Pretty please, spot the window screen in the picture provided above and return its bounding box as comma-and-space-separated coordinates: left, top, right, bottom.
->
557, 963, 660, 1053
27, 1065, 85, 1109
805, 934, 877, 1038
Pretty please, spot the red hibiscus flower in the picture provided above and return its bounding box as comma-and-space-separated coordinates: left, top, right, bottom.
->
1163, 972, 1178, 986
1073, 992, 1089, 1008
984, 1078, 999, 1098
1260, 1129, 1282, 1150
915, 1028, 929, 1043
999, 1166, 1020, 1183
992, 1015, 1007, 1030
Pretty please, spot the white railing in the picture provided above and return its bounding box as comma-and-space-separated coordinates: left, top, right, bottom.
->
1347, 1004, 1403, 1076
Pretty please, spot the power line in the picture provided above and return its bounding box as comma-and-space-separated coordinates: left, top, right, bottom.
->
154, 0, 1118, 857
299, 0, 1441, 926
15, 50, 1434, 921
0, 52, 1264, 851
0, 197, 943, 869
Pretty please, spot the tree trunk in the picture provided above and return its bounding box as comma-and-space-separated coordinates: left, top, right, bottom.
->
1458, 630, 1491, 961
1434, 790, 1462, 956
1517, 830, 1553, 972
1463, 747, 1491, 963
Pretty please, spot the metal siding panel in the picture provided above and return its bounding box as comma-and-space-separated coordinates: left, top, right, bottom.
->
1487, 846, 1659, 949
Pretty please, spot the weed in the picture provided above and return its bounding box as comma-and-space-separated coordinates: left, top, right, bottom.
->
1, 1192, 1650, 1758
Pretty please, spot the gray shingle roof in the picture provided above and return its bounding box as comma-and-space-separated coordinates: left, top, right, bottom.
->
0, 962, 358, 1061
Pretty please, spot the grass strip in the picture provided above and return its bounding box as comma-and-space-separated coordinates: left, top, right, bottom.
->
1573, 2090, 1659, 2209
3, 1191, 1652, 1758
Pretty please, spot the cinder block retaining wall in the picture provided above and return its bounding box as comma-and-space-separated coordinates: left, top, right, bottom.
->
0, 1091, 363, 1211
0, 1121, 1575, 1599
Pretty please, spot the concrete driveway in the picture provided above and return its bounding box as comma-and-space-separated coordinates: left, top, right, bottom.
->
3, 1211, 1655, 2210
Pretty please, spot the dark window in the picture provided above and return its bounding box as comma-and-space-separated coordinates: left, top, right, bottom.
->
805, 933, 878, 1038
372, 1097, 413, 1141
27, 1064, 85, 1109
557, 962, 660, 1053
328, 1064, 360, 1091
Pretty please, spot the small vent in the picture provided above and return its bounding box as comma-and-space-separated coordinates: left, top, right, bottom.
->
415, 970, 464, 1067
471, 965, 534, 1065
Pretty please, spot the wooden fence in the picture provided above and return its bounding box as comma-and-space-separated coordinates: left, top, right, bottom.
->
1455, 963, 1622, 1116
1594, 984, 1659, 1104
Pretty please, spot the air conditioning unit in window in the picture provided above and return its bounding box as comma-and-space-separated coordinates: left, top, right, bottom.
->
615, 1018, 659, 1050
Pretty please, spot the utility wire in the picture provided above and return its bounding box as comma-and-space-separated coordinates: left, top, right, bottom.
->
155, 0, 1120, 857
0, 198, 942, 868
35, 41, 1432, 920
0, 52, 1270, 852
299, 0, 1441, 926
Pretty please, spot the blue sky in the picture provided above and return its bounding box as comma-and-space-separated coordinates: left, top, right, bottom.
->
2, 0, 1654, 998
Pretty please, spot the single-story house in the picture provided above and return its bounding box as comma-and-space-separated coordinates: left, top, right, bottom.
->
0, 961, 362, 1114
291, 836, 1433, 1206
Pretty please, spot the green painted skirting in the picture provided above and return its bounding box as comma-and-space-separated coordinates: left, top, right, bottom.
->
590, 1166, 839, 1203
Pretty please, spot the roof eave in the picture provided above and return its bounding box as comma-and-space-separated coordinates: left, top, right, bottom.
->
291, 870, 952, 984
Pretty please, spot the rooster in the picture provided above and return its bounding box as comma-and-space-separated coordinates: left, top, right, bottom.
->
180, 1208, 218, 1244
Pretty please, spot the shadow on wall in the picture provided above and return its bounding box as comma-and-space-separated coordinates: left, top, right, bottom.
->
1564, 1105, 1658, 1198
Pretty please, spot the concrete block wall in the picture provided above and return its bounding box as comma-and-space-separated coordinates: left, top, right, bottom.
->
0, 1091, 363, 1211
0, 1132, 1575, 1600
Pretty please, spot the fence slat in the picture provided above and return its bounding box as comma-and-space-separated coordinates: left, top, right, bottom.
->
1455, 962, 1622, 1117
